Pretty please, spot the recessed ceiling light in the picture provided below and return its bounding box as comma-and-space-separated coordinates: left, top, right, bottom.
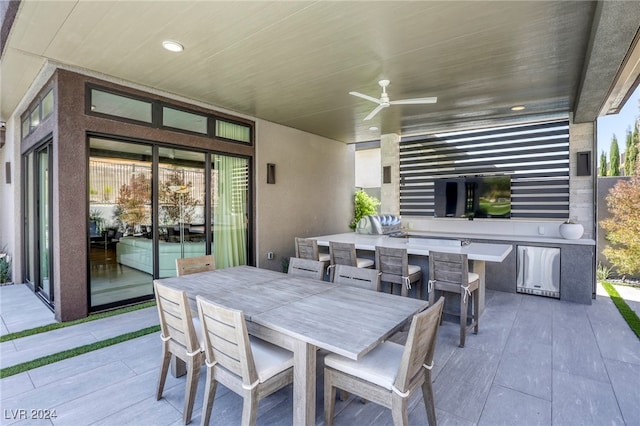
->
511, 105, 525, 111
162, 40, 184, 52
369, 126, 379, 131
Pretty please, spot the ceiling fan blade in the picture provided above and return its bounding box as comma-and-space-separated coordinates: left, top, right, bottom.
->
390, 97, 438, 105
364, 104, 386, 121
349, 91, 382, 104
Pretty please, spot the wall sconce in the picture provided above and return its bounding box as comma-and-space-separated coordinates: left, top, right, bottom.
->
267, 163, 276, 184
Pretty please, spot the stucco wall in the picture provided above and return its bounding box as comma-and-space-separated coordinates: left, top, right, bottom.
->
255, 120, 354, 272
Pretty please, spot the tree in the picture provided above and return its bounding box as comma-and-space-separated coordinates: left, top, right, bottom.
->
158, 170, 198, 225
609, 135, 620, 176
115, 173, 151, 231
599, 151, 607, 176
625, 123, 639, 176
601, 163, 640, 276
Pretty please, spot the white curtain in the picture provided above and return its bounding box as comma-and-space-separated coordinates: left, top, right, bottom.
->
213, 155, 248, 268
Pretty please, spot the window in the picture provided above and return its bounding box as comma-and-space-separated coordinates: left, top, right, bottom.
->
215, 120, 251, 143
41, 90, 54, 119
90, 88, 152, 123
162, 106, 207, 134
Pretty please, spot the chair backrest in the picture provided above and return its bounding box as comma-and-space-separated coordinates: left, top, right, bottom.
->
176, 255, 216, 277
288, 257, 325, 280
332, 264, 380, 291
428, 251, 469, 287
375, 246, 409, 284
196, 296, 258, 388
394, 296, 445, 393
329, 242, 358, 267
295, 237, 320, 260
154, 281, 201, 354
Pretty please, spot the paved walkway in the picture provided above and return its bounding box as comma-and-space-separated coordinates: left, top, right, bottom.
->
1, 282, 640, 425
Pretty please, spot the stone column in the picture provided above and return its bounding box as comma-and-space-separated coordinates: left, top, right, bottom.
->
380, 133, 400, 215
568, 119, 596, 239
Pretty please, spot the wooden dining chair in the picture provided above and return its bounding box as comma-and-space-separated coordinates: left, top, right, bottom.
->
332, 264, 381, 291
176, 254, 216, 277
154, 281, 204, 425
295, 237, 330, 275
328, 241, 374, 281
196, 296, 294, 426
324, 296, 445, 426
375, 246, 423, 298
287, 257, 325, 280
427, 251, 479, 348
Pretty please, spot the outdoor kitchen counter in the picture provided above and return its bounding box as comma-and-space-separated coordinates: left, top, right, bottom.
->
310, 232, 513, 315
311, 232, 513, 262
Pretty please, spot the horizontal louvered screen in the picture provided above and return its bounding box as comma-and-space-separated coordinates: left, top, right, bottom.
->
399, 120, 570, 219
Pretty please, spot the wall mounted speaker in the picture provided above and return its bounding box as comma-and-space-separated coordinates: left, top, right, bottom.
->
267, 163, 276, 184
576, 151, 591, 176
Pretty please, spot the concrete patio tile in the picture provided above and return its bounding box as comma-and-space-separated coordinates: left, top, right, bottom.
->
552, 370, 625, 426
0, 285, 55, 334
478, 384, 551, 426
494, 338, 552, 400
26, 334, 161, 388
587, 297, 640, 366
433, 348, 500, 422
90, 397, 182, 426
507, 301, 553, 346
461, 307, 515, 354
85, 307, 159, 340
0, 372, 34, 399
1, 362, 136, 425
604, 358, 640, 426
552, 309, 609, 383
52, 369, 161, 425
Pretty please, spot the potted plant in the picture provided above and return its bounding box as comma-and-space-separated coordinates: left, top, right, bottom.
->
559, 218, 584, 240
349, 189, 381, 231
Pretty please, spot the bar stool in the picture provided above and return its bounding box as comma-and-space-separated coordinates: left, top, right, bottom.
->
375, 246, 422, 298
427, 251, 479, 347
328, 241, 374, 281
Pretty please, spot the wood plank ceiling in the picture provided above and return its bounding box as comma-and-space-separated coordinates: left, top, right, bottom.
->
2, 1, 640, 143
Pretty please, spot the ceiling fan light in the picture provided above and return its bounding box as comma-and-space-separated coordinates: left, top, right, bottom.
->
162, 40, 184, 52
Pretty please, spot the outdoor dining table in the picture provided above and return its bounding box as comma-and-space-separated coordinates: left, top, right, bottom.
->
154, 265, 429, 426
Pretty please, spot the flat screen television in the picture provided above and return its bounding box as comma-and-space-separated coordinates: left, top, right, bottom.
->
434, 175, 511, 219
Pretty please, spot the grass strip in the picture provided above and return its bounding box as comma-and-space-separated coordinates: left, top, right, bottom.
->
0, 300, 156, 343
0, 325, 160, 378
602, 281, 640, 340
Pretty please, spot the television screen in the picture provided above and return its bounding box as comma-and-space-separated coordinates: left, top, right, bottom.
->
434, 176, 511, 219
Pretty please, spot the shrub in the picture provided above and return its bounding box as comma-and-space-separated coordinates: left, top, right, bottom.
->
601, 163, 640, 276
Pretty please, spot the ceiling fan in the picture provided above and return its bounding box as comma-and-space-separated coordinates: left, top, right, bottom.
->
349, 79, 437, 121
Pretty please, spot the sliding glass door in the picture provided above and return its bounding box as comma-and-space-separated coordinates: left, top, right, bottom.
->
88, 137, 251, 310
212, 154, 248, 268
157, 148, 206, 277
89, 139, 153, 308
23, 142, 54, 304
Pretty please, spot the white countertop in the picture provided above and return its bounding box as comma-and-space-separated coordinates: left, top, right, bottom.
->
311, 232, 513, 262
403, 230, 596, 246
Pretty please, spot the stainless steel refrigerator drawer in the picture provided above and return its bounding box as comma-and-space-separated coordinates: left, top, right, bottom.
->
516, 245, 560, 298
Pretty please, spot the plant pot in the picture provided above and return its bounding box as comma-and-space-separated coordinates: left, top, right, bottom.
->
559, 223, 584, 240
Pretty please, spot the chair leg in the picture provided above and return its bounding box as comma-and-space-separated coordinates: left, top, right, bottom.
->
417, 279, 422, 300
201, 367, 217, 426
421, 372, 437, 426
241, 389, 259, 426
324, 369, 337, 426
156, 345, 172, 400
391, 393, 409, 426
183, 357, 201, 425
473, 289, 479, 334
401, 282, 408, 297
459, 292, 468, 348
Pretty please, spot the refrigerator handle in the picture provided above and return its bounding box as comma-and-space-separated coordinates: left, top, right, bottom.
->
522, 247, 527, 284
